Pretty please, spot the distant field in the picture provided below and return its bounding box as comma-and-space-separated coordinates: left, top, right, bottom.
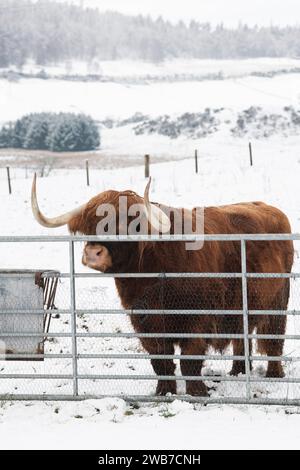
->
6, 57, 300, 79
0, 148, 177, 170
1, 59, 299, 126
1, 58, 299, 164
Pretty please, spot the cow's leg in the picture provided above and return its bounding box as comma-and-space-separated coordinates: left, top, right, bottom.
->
257, 315, 286, 378
230, 339, 252, 376
256, 281, 289, 378
180, 340, 208, 396
141, 339, 176, 395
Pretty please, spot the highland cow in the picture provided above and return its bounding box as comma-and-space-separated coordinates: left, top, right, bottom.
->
31, 175, 294, 396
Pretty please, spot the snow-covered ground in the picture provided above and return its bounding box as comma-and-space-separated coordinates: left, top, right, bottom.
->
1, 73, 299, 124
1, 58, 300, 449
1, 399, 300, 450
1, 136, 300, 448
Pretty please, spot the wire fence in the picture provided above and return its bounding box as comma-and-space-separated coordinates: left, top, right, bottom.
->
0, 233, 299, 404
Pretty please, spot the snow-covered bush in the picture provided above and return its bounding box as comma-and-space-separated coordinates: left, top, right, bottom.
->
231, 106, 300, 138
23, 113, 51, 150
46, 114, 100, 152
132, 109, 221, 139
0, 124, 15, 148
0, 113, 100, 152
99, 106, 300, 141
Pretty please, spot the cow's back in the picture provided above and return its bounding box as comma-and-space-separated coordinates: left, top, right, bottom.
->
203, 201, 294, 274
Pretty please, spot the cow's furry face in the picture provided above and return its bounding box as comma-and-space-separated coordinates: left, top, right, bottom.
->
69, 190, 144, 272
82, 242, 113, 272
82, 242, 144, 273
82, 240, 141, 273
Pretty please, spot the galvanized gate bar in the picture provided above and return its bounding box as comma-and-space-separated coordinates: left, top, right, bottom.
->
0, 354, 299, 362
0, 353, 299, 361
75, 332, 300, 339
18, 272, 299, 279
72, 272, 300, 278
2, 332, 300, 339
241, 239, 251, 400
69, 240, 78, 396
1, 374, 300, 383
0, 394, 299, 406
4, 271, 295, 279
0, 233, 300, 242
2, 308, 300, 316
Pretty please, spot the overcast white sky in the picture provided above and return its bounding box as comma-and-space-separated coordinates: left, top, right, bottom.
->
64, 0, 300, 27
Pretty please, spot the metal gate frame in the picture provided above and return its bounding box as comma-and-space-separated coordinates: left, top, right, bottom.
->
0, 233, 299, 405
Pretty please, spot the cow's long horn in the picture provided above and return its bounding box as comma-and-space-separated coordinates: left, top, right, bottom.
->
31, 173, 86, 228
143, 178, 171, 233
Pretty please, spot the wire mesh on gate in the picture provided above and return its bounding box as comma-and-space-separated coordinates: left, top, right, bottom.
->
0, 234, 299, 405
130, 275, 295, 400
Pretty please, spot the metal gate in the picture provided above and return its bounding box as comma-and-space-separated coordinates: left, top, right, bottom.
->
0, 233, 299, 405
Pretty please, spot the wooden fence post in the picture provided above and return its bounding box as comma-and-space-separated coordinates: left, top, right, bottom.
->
249, 142, 253, 166
6, 166, 12, 195
144, 154, 150, 178
195, 149, 198, 174
86, 159, 90, 186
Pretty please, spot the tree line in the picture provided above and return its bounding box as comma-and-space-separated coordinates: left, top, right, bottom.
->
1, 0, 300, 68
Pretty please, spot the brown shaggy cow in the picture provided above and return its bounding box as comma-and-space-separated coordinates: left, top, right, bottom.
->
31, 175, 294, 396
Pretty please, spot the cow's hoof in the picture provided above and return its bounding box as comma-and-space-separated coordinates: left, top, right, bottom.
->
186, 382, 208, 397
156, 380, 177, 396
266, 366, 284, 378
230, 361, 252, 376
229, 366, 245, 376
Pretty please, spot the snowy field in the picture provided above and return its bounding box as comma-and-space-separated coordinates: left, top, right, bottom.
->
1, 72, 299, 125
1, 58, 300, 127
1, 137, 300, 448
6, 57, 300, 79
1, 58, 300, 449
